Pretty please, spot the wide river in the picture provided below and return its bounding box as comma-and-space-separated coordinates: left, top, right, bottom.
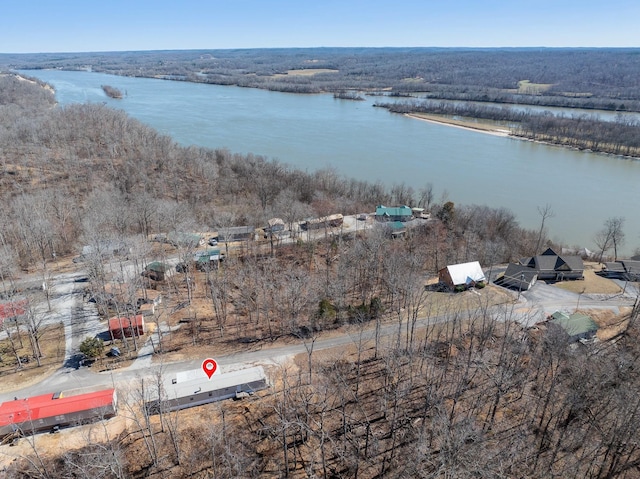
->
20, 70, 640, 255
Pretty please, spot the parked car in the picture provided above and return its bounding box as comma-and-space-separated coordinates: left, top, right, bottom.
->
208, 237, 218, 246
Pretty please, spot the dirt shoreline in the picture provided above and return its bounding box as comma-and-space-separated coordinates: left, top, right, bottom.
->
406, 112, 640, 160
405, 113, 511, 137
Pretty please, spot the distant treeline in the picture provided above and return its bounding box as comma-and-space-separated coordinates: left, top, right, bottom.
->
3, 48, 640, 109
377, 100, 640, 157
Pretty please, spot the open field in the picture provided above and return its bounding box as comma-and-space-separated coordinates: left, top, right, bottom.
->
271, 68, 339, 78
514, 79, 554, 94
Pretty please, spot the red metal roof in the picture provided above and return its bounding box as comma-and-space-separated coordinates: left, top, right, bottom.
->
108, 315, 144, 331
0, 389, 115, 427
0, 299, 28, 323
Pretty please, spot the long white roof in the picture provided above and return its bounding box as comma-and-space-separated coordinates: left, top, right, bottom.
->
446, 261, 486, 285
153, 366, 267, 401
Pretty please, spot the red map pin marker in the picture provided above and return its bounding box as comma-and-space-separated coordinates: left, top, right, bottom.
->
202, 358, 218, 379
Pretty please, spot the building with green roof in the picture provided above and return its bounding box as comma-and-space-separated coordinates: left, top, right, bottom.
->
549, 311, 598, 342
375, 205, 413, 222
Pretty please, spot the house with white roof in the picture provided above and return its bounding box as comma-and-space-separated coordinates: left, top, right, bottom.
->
438, 261, 486, 289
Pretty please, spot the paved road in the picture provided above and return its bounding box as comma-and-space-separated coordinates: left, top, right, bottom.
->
1, 222, 637, 404
1, 277, 636, 403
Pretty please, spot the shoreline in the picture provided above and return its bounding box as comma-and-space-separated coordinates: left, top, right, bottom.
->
406, 112, 640, 161
405, 113, 511, 137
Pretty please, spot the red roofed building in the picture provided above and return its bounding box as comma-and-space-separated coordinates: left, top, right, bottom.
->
108, 315, 145, 339
0, 388, 117, 437
0, 299, 28, 327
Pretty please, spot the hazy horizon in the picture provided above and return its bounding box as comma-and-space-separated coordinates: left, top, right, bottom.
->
2, 0, 639, 54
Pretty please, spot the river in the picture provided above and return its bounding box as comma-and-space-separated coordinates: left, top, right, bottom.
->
19, 69, 640, 255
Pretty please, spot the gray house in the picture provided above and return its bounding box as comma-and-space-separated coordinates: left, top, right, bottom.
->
519, 247, 584, 281
601, 260, 640, 281
499, 263, 538, 291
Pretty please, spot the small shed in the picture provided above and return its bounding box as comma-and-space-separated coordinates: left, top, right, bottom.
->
194, 249, 224, 270
439, 261, 486, 289
549, 311, 599, 342
142, 262, 172, 281
109, 315, 145, 339
386, 221, 407, 239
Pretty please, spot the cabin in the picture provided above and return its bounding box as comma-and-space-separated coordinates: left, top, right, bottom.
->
145, 366, 269, 414
215, 226, 255, 242
76, 240, 130, 262
166, 232, 204, 248
438, 261, 486, 289
142, 262, 173, 281
549, 311, 599, 342
375, 205, 413, 222
300, 214, 344, 231
0, 388, 117, 437
193, 249, 224, 270
109, 315, 145, 339
265, 218, 285, 234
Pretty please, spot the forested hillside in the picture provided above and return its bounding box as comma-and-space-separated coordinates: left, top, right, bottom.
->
3, 72, 640, 479
0, 73, 540, 271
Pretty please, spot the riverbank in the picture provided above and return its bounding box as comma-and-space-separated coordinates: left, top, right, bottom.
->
405, 112, 511, 137
406, 112, 640, 162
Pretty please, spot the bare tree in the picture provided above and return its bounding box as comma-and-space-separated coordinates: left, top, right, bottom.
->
595, 216, 626, 262
535, 203, 555, 252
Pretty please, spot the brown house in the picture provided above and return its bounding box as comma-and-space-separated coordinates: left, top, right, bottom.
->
109, 315, 145, 339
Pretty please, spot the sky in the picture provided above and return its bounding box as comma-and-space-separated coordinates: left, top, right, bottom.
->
1, 0, 639, 53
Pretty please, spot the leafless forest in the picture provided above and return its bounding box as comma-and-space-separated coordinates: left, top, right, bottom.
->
378, 100, 640, 157
2, 72, 640, 478
3, 48, 640, 109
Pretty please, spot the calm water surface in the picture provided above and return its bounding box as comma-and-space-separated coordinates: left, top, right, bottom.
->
20, 70, 640, 253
